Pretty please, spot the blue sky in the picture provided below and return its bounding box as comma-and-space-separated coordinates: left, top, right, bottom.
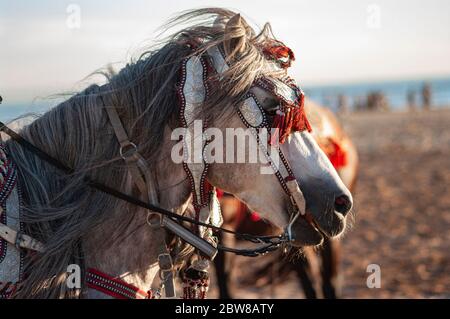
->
1, 0, 450, 103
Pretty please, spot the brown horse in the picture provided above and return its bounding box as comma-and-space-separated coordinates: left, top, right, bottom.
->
214, 98, 358, 298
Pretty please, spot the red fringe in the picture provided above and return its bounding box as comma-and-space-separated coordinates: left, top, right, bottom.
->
270, 94, 311, 145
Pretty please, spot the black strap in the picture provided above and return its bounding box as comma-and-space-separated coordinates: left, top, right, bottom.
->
0, 121, 286, 256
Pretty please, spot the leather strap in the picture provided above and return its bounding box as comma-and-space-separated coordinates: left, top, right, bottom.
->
102, 99, 176, 298
0, 208, 44, 252
103, 102, 132, 148
157, 244, 176, 298
103, 102, 149, 196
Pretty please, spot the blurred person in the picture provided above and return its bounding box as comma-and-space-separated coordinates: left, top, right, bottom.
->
407, 90, 416, 111
422, 83, 432, 110
338, 94, 349, 114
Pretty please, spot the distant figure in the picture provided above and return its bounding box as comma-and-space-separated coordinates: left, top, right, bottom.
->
422, 83, 432, 110
0, 95, 3, 104
337, 94, 348, 113
367, 91, 389, 112
354, 96, 365, 111
407, 90, 416, 111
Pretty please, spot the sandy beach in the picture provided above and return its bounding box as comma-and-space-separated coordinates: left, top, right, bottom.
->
209, 108, 450, 299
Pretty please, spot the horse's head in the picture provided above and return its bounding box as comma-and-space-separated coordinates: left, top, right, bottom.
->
182, 11, 353, 246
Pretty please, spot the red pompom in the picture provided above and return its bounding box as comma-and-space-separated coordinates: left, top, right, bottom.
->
263, 44, 296, 69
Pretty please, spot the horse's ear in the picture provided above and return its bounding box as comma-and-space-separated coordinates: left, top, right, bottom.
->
224, 14, 247, 59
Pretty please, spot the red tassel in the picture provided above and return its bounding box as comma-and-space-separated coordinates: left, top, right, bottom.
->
271, 108, 312, 144
291, 93, 312, 133
269, 90, 312, 144
292, 109, 311, 132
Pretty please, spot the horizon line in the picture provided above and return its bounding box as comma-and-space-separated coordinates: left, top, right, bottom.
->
2, 73, 450, 105
303, 73, 450, 89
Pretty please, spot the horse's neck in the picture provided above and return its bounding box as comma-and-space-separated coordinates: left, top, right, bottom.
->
82, 208, 162, 298
82, 129, 192, 298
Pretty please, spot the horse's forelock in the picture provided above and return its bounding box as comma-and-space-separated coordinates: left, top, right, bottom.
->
163, 8, 284, 121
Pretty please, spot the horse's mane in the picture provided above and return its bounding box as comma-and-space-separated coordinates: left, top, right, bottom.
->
5, 8, 281, 298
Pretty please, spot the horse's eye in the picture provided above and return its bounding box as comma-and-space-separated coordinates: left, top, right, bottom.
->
265, 108, 278, 117
262, 98, 280, 116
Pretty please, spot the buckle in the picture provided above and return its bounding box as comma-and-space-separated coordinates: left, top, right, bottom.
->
119, 142, 137, 160
146, 211, 162, 229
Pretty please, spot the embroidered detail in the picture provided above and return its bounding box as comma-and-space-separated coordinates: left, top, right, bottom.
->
86, 268, 154, 299
177, 52, 223, 238
177, 55, 211, 213
0, 203, 6, 264
0, 179, 25, 299
0, 142, 19, 277
0, 145, 18, 205
182, 259, 209, 299
238, 94, 268, 129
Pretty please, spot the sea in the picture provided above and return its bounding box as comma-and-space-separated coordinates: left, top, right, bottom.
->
1, 77, 450, 122
304, 76, 450, 112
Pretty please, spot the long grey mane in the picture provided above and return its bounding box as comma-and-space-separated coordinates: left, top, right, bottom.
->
5, 8, 280, 298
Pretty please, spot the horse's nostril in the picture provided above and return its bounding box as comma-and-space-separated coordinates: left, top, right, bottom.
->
334, 194, 352, 216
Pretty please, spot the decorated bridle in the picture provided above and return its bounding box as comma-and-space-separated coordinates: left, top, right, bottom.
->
178, 41, 311, 248
168, 40, 313, 297
0, 38, 315, 299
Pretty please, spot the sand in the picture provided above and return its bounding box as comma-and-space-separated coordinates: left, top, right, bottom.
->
209, 108, 450, 299
339, 109, 450, 298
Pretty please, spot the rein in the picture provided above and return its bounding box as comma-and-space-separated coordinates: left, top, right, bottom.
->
0, 121, 287, 257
